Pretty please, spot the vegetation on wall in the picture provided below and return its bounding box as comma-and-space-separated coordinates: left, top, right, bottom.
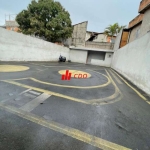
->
16, 0, 73, 42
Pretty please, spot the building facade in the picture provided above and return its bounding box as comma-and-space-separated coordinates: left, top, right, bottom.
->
85, 31, 116, 43
85, 31, 115, 50
5, 21, 19, 32
71, 21, 88, 47
118, 0, 150, 48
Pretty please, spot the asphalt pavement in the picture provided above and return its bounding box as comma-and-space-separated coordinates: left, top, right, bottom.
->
0, 62, 150, 150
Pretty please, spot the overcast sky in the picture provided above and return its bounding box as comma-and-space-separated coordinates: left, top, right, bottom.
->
0, 0, 140, 32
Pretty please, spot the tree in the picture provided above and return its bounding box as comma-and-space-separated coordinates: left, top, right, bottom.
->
117, 25, 126, 33
104, 23, 126, 39
16, 0, 73, 42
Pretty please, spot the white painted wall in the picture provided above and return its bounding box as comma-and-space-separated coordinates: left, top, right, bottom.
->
69, 49, 88, 64
0, 28, 69, 61
113, 29, 123, 50
70, 48, 113, 67
112, 32, 150, 95
91, 53, 113, 67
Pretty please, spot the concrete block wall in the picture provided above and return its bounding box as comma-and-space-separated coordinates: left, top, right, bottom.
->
111, 32, 150, 95
0, 28, 69, 61
72, 21, 88, 47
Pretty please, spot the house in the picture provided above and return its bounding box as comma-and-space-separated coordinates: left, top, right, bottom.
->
118, 0, 150, 48
85, 31, 116, 50
128, 14, 144, 43
86, 31, 107, 42
71, 21, 88, 47
85, 31, 116, 43
66, 21, 115, 50
2, 20, 19, 32
5, 21, 19, 32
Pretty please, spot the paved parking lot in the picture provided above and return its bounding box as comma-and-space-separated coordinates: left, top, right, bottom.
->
0, 62, 150, 150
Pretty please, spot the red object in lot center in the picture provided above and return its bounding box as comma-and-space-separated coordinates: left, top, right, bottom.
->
61, 70, 72, 80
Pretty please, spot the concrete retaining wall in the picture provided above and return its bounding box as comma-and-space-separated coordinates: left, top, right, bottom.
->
112, 32, 150, 95
0, 28, 69, 61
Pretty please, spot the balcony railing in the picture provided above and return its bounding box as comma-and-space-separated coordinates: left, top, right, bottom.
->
139, 0, 150, 13
128, 14, 143, 29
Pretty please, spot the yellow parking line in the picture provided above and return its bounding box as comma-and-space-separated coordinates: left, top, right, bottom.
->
105, 69, 121, 95
109, 70, 123, 84
1, 69, 111, 89
0, 77, 30, 81
0, 65, 29, 72
29, 76, 110, 89
3, 69, 110, 88
30, 63, 84, 68
3, 79, 120, 105
3, 80, 89, 104
2, 69, 122, 105
111, 69, 147, 101
89, 90, 119, 103
147, 101, 150, 104
0, 102, 131, 150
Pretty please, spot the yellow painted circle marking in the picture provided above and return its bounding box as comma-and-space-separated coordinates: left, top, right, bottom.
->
0, 65, 29, 72
25, 70, 111, 89
58, 70, 91, 78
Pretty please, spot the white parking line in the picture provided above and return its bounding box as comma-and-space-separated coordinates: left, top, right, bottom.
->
20, 93, 51, 112
29, 90, 41, 96
19, 89, 31, 95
